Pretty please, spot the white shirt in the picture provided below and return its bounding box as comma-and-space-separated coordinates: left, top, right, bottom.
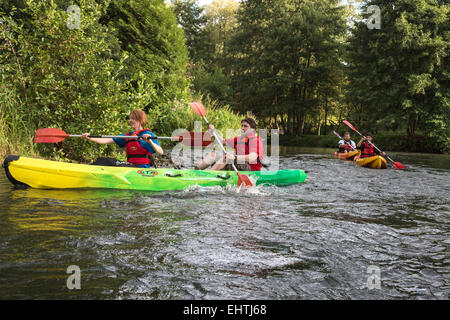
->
338, 139, 356, 150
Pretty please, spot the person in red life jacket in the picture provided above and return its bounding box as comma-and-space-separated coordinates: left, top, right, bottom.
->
354, 133, 386, 159
195, 118, 264, 171
338, 132, 356, 153
81, 109, 163, 168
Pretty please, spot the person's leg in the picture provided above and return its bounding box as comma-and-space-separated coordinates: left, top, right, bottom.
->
195, 151, 217, 170
210, 154, 227, 170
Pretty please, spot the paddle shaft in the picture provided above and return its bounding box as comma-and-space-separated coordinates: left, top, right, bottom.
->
69, 134, 177, 140
348, 127, 397, 163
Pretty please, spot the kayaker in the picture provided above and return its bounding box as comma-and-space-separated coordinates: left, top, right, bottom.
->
195, 118, 264, 171
81, 109, 163, 168
355, 133, 386, 159
338, 132, 356, 153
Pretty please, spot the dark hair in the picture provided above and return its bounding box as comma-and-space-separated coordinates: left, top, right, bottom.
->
242, 118, 257, 129
344, 132, 350, 136
365, 132, 373, 137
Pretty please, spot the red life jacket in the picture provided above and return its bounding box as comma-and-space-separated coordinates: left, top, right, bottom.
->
233, 135, 264, 171
360, 142, 375, 158
340, 140, 353, 152
125, 129, 154, 165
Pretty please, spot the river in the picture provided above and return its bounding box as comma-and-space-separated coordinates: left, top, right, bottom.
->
0, 147, 448, 299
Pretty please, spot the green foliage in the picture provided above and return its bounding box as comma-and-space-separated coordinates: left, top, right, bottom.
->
170, 0, 207, 58
0, 0, 177, 162
188, 60, 233, 104
228, 0, 349, 135
347, 0, 449, 152
152, 96, 242, 139
101, 0, 190, 107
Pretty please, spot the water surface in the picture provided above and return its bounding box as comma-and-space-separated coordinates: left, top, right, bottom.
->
0, 147, 448, 299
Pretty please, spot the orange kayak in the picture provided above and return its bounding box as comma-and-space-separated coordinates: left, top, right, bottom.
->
334, 150, 361, 161
354, 155, 387, 169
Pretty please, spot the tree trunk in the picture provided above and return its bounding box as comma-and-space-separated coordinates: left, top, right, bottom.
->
324, 99, 328, 135
317, 112, 321, 136
299, 115, 305, 135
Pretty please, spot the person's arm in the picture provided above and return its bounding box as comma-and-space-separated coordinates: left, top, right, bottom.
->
237, 152, 258, 163
147, 137, 164, 155
357, 137, 366, 148
82, 133, 114, 144
142, 133, 164, 155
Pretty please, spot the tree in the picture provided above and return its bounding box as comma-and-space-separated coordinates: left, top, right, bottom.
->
101, 0, 189, 108
347, 0, 449, 151
170, 0, 207, 59
228, 0, 349, 135
0, 0, 132, 161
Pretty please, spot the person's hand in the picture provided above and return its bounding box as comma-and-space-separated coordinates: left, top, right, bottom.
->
381, 152, 386, 156
226, 153, 236, 161
142, 134, 151, 141
82, 133, 90, 140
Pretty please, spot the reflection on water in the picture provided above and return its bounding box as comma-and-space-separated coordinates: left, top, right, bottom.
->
0, 149, 449, 299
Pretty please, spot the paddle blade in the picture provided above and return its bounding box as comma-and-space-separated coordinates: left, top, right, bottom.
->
34, 128, 69, 143
237, 173, 254, 187
189, 101, 206, 117
175, 131, 212, 147
343, 120, 357, 132
393, 162, 406, 170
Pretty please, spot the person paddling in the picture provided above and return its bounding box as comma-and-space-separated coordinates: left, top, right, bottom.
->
82, 109, 163, 168
354, 133, 386, 159
338, 132, 356, 153
195, 118, 264, 171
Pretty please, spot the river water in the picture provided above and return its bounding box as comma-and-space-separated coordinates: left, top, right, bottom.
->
0, 147, 448, 299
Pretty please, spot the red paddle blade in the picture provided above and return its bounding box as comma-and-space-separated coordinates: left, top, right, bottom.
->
393, 162, 406, 170
343, 120, 356, 132
34, 128, 69, 143
237, 173, 254, 187
176, 131, 212, 147
189, 101, 206, 117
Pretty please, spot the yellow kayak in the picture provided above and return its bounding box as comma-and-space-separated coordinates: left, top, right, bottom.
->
354, 155, 387, 169
3, 155, 307, 191
334, 150, 361, 161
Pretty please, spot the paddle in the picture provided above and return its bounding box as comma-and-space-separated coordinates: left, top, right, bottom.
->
342, 120, 406, 170
190, 101, 253, 187
333, 130, 356, 151
34, 128, 212, 147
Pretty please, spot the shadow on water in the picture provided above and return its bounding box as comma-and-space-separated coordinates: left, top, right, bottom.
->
0, 148, 449, 299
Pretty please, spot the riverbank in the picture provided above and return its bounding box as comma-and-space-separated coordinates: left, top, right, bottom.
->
272, 133, 447, 154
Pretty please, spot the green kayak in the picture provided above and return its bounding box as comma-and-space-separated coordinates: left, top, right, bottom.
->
3, 155, 307, 191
